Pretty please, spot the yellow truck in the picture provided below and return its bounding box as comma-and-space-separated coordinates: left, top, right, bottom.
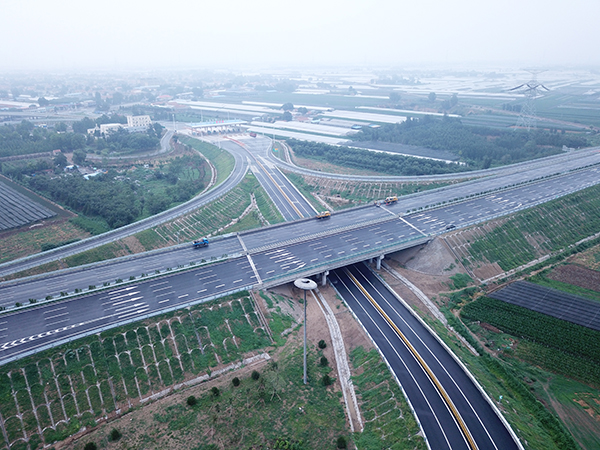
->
315, 211, 331, 219
385, 196, 398, 205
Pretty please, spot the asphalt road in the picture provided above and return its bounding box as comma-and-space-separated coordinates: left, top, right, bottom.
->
0, 136, 250, 278
331, 264, 520, 450
1, 160, 599, 309
2, 158, 600, 364
221, 137, 316, 220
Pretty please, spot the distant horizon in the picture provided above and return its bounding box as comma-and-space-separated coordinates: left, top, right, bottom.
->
2, 0, 599, 72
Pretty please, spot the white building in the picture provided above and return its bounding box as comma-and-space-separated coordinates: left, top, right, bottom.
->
127, 115, 152, 128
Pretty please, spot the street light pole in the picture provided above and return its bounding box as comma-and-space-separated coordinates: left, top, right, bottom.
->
294, 278, 317, 384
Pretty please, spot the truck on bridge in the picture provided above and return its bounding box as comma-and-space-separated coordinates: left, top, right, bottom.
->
192, 238, 209, 248
315, 211, 331, 219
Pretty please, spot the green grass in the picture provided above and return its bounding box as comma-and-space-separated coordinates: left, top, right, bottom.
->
180, 137, 235, 187
350, 347, 425, 450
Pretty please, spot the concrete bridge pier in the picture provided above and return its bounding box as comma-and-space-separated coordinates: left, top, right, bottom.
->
321, 270, 329, 286
376, 254, 384, 270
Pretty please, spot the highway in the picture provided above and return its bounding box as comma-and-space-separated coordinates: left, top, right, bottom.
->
1, 155, 598, 309
331, 264, 521, 450
1, 159, 600, 363
221, 137, 316, 221
0, 134, 250, 278
1, 136, 596, 448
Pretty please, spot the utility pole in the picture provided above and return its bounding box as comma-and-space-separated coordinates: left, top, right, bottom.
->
294, 278, 317, 384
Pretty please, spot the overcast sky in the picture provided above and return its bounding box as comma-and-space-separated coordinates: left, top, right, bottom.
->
2, 0, 598, 71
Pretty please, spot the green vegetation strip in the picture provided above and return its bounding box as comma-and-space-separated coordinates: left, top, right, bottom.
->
468, 184, 600, 271
287, 139, 469, 176
350, 347, 425, 450
180, 136, 235, 187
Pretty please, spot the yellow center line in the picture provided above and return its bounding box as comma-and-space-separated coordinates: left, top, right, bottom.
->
345, 268, 478, 450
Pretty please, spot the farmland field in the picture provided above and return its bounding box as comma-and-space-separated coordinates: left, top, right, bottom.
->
489, 280, 600, 331
0, 179, 57, 231
460, 295, 600, 385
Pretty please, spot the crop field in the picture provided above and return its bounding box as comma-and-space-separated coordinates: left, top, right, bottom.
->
0, 180, 56, 232
489, 281, 600, 331
444, 183, 600, 278
0, 291, 278, 450
460, 296, 600, 386
546, 264, 600, 295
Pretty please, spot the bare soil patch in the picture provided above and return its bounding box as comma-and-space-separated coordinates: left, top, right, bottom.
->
548, 264, 600, 292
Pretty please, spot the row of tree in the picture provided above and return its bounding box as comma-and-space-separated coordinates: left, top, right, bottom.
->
353, 116, 588, 167
0, 121, 86, 157
287, 139, 470, 176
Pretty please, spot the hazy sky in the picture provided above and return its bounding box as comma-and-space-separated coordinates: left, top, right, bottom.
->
2, 0, 598, 71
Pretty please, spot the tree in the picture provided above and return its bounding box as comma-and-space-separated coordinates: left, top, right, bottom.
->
336, 436, 348, 449
318, 339, 327, 349
232, 377, 240, 387
428, 92, 437, 102
55, 122, 67, 132
192, 87, 204, 98
38, 97, 49, 106
73, 149, 87, 165
389, 92, 401, 103
298, 107, 308, 115
282, 111, 293, 122
450, 93, 458, 107
187, 395, 197, 406
251, 370, 260, 380
112, 92, 124, 105
72, 117, 96, 134
53, 152, 67, 168
281, 102, 294, 111
109, 428, 122, 441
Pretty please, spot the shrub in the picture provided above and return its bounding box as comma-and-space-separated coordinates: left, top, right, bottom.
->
232, 377, 240, 387
84, 443, 97, 450
211, 387, 220, 397
251, 370, 260, 380
186, 395, 197, 406
337, 436, 347, 449
318, 340, 327, 349
320, 356, 328, 366
109, 428, 122, 441
322, 374, 332, 386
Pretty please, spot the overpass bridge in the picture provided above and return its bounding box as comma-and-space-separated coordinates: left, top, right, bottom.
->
1, 156, 599, 363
